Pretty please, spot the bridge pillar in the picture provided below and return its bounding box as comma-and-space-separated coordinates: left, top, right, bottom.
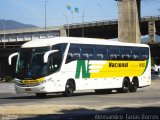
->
60, 27, 67, 37
118, 0, 141, 43
148, 20, 156, 44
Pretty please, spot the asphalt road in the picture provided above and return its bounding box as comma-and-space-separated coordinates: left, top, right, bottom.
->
0, 80, 160, 120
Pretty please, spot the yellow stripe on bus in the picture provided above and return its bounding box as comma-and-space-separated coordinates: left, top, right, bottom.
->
22, 77, 45, 84
90, 60, 147, 78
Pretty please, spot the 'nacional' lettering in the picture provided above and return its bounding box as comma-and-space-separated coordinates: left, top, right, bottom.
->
109, 62, 128, 67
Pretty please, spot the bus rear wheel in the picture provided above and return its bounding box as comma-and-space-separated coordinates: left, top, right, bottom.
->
63, 81, 74, 97
117, 78, 130, 93
129, 81, 138, 92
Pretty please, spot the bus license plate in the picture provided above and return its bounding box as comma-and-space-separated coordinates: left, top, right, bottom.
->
25, 88, 31, 92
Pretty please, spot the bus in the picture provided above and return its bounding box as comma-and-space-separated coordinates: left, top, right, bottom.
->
9, 37, 151, 98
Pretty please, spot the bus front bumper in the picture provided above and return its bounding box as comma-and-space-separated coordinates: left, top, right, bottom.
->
15, 84, 47, 93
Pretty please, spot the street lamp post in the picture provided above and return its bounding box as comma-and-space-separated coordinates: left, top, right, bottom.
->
158, 9, 160, 16
63, 14, 69, 37
44, 0, 48, 30
82, 6, 87, 37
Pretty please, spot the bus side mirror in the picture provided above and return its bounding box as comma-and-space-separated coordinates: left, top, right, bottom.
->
44, 50, 59, 63
8, 52, 18, 65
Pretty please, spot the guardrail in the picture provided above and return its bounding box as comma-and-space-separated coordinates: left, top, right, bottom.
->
64, 16, 160, 28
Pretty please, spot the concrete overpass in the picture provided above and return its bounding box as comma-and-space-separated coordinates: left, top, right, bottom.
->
67, 16, 160, 40
0, 16, 160, 47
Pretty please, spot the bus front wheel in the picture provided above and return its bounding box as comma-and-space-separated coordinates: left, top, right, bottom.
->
63, 81, 74, 97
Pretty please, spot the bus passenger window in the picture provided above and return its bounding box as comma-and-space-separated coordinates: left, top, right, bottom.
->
142, 55, 147, 60
73, 53, 81, 59
52, 43, 67, 56
96, 54, 104, 60
67, 53, 73, 61
110, 54, 117, 59
82, 53, 89, 59
122, 54, 130, 60
121, 48, 131, 60
132, 49, 140, 60
109, 48, 120, 60
141, 48, 149, 60
81, 46, 94, 60
48, 52, 62, 74
88, 53, 94, 59
96, 47, 106, 60
66, 46, 81, 63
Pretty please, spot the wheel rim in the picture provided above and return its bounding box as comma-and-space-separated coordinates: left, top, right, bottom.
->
123, 81, 129, 92
65, 82, 74, 96
67, 84, 73, 94
130, 82, 137, 92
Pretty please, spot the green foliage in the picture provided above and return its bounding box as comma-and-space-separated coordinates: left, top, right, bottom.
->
5, 76, 13, 82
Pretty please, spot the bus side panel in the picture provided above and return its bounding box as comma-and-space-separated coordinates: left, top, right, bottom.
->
138, 58, 151, 87
63, 55, 151, 91
64, 61, 93, 90
64, 60, 125, 90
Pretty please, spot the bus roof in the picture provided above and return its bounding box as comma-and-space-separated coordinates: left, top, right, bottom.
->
21, 37, 149, 48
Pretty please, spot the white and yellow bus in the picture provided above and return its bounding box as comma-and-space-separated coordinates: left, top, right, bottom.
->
9, 37, 151, 98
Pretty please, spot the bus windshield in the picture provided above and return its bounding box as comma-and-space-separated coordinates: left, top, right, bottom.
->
16, 43, 67, 79
16, 47, 50, 79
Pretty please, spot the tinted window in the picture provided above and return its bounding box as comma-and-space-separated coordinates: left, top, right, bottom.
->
48, 51, 62, 74
81, 45, 95, 60
108, 47, 120, 60
52, 43, 67, 56
140, 48, 149, 60
132, 48, 140, 60
121, 47, 132, 60
95, 46, 107, 60
66, 44, 81, 63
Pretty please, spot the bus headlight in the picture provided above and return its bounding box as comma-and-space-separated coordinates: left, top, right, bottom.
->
15, 79, 22, 86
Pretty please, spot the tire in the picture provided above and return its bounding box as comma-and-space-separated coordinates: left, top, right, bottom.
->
117, 78, 130, 93
63, 81, 74, 97
36, 93, 46, 98
129, 81, 138, 92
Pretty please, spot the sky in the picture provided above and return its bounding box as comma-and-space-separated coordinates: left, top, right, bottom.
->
0, 0, 160, 27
